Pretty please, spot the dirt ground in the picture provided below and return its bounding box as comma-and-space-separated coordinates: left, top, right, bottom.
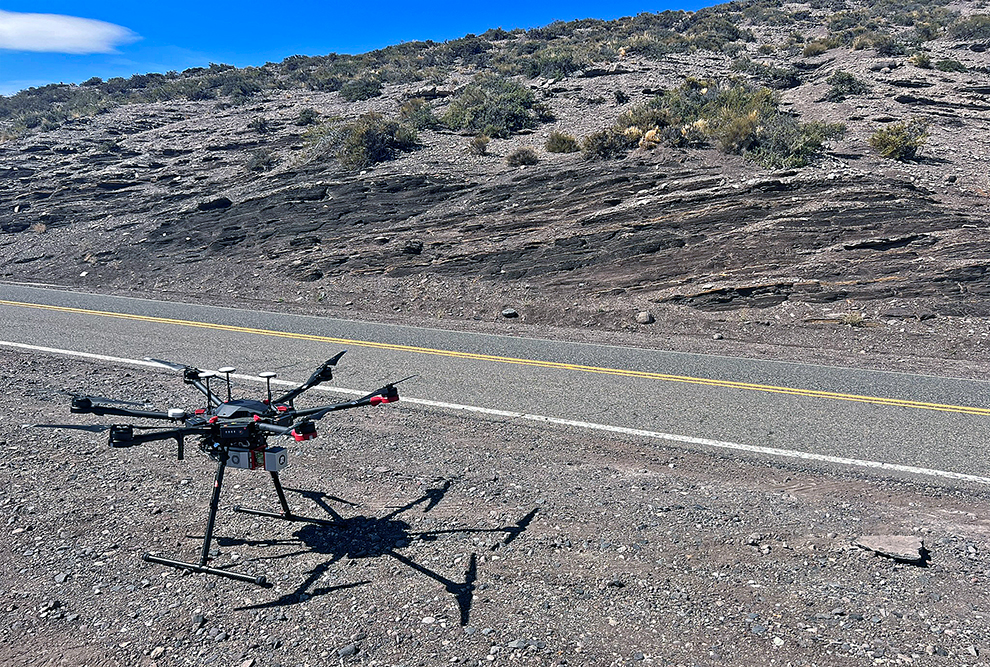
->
2, 347, 989, 667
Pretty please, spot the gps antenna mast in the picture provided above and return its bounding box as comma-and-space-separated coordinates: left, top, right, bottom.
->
218, 367, 235, 402
259, 372, 276, 405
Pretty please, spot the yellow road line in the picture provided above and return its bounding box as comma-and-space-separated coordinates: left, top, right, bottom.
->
3, 298, 988, 416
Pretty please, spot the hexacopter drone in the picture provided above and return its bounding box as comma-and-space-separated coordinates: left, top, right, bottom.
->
65, 351, 405, 585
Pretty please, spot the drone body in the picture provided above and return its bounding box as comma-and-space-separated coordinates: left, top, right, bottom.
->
63, 351, 404, 585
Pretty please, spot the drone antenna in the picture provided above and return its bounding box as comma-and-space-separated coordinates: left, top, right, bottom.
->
199, 371, 217, 410
259, 372, 277, 405
218, 367, 235, 402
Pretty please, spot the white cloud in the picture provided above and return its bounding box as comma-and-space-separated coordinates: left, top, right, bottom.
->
0, 9, 137, 54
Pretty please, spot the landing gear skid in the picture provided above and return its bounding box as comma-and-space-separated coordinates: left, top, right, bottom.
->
142, 456, 337, 585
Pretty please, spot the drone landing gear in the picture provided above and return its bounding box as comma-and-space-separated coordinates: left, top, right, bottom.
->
232, 471, 345, 528
143, 455, 268, 585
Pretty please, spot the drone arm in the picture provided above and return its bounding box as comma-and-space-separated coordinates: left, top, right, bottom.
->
71, 397, 174, 421
107, 425, 206, 460
183, 371, 223, 408
271, 351, 346, 405
293, 382, 400, 421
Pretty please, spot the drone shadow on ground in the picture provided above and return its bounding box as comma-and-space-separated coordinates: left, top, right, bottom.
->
220, 481, 536, 625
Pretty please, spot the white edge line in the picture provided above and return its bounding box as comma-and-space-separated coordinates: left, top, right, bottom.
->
4, 339, 990, 487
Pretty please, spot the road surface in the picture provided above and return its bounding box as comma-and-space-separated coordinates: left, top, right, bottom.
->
2, 282, 988, 483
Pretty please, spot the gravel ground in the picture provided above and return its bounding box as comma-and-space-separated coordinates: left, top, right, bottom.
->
2, 349, 990, 667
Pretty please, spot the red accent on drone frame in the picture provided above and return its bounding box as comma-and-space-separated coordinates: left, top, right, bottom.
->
291, 428, 317, 442
370, 394, 399, 405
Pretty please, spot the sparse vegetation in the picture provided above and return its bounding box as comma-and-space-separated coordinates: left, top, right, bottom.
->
584, 78, 844, 168
869, 119, 930, 161
399, 98, 440, 130
336, 112, 418, 169
442, 74, 550, 138
823, 71, 871, 102
935, 58, 966, 72
546, 130, 580, 153
507, 147, 539, 166
339, 76, 383, 102
468, 134, 490, 156
840, 311, 866, 327
948, 14, 990, 40
295, 108, 319, 126
248, 116, 270, 133
581, 128, 635, 160
246, 148, 277, 171
0, 0, 970, 148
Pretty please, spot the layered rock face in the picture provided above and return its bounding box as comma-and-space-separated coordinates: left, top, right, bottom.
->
2, 9, 990, 326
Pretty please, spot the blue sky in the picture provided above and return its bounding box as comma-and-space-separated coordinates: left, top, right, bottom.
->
0, 1, 710, 96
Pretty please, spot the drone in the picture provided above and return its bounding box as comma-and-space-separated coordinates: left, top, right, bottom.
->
62, 351, 407, 585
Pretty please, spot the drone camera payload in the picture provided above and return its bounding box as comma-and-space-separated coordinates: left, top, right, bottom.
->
58, 351, 411, 585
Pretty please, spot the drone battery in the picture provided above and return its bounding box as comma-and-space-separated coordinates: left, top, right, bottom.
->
264, 447, 288, 472
228, 447, 265, 470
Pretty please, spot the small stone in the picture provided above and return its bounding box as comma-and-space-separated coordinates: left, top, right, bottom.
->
337, 643, 358, 657
854, 535, 926, 563
149, 647, 165, 660
713, 333, 724, 340
54, 572, 68, 584
192, 613, 205, 629
422, 616, 436, 624
751, 624, 767, 635
773, 637, 785, 647
635, 311, 655, 324
239, 660, 256, 667
501, 308, 519, 319
508, 639, 528, 649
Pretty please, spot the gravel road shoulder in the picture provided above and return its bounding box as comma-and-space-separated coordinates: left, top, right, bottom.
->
1, 349, 989, 667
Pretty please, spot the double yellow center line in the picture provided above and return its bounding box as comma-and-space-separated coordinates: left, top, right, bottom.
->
3, 298, 988, 417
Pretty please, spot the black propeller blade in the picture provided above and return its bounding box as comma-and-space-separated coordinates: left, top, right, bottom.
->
24, 423, 170, 432
144, 357, 189, 371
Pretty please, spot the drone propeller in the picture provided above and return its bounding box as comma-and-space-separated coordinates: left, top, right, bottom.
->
143, 357, 189, 372
23, 423, 170, 433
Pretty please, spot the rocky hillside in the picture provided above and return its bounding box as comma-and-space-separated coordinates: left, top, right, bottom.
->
3, 0, 990, 350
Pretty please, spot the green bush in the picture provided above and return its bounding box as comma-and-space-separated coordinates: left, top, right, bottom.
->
948, 14, 990, 40
399, 97, 440, 130
869, 119, 929, 161
442, 74, 550, 138
340, 76, 383, 102
295, 108, 319, 126
581, 128, 635, 160
823, 71, 871, 102
935, 58, 966, 72
338, 112, 418, 168
546, 130, 580, 153
507, 147, 539, 166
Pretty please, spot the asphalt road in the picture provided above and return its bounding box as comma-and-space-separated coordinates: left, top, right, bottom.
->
2, 282, 989, 481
